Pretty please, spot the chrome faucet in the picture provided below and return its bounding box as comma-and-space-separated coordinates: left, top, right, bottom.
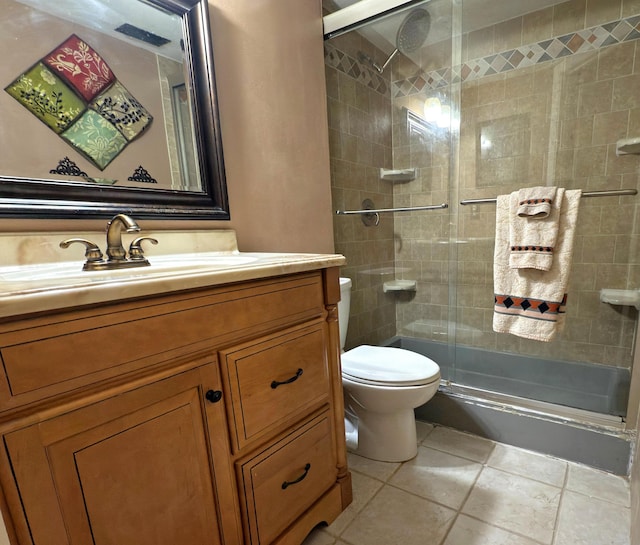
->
106, 213, 141, 262
60, 213, 158, 271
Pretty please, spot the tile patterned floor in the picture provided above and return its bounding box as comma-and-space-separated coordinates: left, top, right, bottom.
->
303, 423, 631, 545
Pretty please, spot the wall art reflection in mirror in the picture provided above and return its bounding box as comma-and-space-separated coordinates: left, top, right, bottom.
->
0, 0, 229, 220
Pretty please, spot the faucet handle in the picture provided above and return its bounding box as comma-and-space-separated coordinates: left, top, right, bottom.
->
128, 236, 158, 261
60, 238, 104, 264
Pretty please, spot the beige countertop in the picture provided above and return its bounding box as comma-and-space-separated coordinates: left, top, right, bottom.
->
0, 229, 345, 319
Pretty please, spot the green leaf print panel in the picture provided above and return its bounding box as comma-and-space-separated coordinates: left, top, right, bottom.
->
5, 62, 85, 134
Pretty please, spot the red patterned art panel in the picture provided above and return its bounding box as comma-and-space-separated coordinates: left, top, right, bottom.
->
43, 34, 115, 101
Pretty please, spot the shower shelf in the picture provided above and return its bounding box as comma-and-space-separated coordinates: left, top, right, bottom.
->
616, 137, 640, 156
383, 279, 417, 293
599, 288, 640, 310
379, 168, 416, 182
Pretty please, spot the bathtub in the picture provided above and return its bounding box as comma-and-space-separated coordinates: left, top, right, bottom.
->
383, 335, 632, 474
385, 336, 630, 417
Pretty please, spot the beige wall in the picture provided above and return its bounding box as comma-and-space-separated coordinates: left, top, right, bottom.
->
207, 0, 335, 253
0, 0, 336, 256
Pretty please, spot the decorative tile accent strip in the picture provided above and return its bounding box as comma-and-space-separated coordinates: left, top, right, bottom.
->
324, 43, 390, 97
392, 14, 640, 98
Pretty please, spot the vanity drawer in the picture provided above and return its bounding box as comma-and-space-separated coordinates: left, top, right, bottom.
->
220, 322, 330, 452
0, 274, 325, 408
240, 412, 336, 545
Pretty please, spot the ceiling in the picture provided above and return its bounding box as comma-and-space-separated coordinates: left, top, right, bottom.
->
13, 0, 184, 61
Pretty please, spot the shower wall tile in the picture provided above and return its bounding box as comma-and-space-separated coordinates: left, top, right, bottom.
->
553, 0, 587, 37
625, 0, 640, 17
466, 26, 494, 62
523, 7, 554, 45
586, 0, 622, 28
325, 40, 396, 349
613, 73, 640, 110
494, 16, 524, 52
597, 40, 635, 79
592, 110, 629, 145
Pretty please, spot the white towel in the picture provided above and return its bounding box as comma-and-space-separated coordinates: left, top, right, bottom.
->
517, 186, 557, 218
493, 189, 582, 342
509, 187, 563, 271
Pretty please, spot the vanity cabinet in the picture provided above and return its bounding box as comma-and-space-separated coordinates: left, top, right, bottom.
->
0, 268, 351, 545
4, 360, 233, 545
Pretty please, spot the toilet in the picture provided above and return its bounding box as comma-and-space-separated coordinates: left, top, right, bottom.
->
338, 277, 441, 462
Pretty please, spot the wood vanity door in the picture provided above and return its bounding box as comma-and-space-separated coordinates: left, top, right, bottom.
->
4, 364, 238, 545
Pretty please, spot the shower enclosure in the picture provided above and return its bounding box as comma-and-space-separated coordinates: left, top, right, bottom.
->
323, 0, 640, 472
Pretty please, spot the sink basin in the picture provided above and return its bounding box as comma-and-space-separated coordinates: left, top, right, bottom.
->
0, 253, 261, 287
0, 228, 346, 319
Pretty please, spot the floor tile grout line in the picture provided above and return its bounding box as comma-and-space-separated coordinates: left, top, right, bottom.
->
331, 428, 632, 545
459, 441, 497, 511
480, 463, 566, 491
436, 512, 461, 545
549, 464, 571, 545
457, 512, 552, 545
561, 485, 632, 508
419, 441, 495, 465
564, 462, 632, 508
436, 443, 492, 545
380, 480, 463, 513
452, 441, 564, 545
327, 471, 399, 541
417, 439, 572, 490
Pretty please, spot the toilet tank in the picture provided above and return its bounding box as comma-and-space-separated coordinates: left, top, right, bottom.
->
338, 277, 352, 351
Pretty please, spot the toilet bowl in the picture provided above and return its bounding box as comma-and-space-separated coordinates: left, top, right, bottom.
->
338, 277, 441, 462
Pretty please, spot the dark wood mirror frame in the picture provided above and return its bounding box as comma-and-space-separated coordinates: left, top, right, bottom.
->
0, 0, 230, 220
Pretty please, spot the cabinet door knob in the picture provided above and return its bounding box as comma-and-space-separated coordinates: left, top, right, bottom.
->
281, 463, 311, 489
271, 368, 303, 389
205, 390, 223, 403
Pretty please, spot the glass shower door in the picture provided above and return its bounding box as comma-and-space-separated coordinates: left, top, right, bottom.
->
448, 0, 639, 418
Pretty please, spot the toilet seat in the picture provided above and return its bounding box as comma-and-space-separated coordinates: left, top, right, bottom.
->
341, 345, 440, 387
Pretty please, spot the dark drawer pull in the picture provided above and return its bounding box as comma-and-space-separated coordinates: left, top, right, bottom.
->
271, 368, 303, 389
281, 463, 311, 490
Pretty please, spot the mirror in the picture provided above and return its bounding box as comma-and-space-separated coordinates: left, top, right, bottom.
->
0, 0, 229, 220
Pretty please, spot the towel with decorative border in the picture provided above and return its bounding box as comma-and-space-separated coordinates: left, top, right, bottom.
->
509, 187, 561, 271
493, 189, 581, 342
516, 186, 557, 218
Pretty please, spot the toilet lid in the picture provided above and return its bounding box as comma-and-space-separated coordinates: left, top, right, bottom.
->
341, 345, 440, 386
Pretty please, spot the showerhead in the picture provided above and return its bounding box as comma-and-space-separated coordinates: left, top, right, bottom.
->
396, 8, 431, 55
357, 8, 431, 74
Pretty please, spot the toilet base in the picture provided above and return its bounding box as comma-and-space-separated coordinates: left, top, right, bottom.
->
346, 406, 418, 462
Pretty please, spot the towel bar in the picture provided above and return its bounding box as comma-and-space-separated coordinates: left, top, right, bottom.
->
336, 203, 448, 215
459, 189, 637, 205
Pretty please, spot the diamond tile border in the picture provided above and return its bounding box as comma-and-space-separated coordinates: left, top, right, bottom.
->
325, 15, 640, 98
392, 14, 640, 98
324, 43, 390, 97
